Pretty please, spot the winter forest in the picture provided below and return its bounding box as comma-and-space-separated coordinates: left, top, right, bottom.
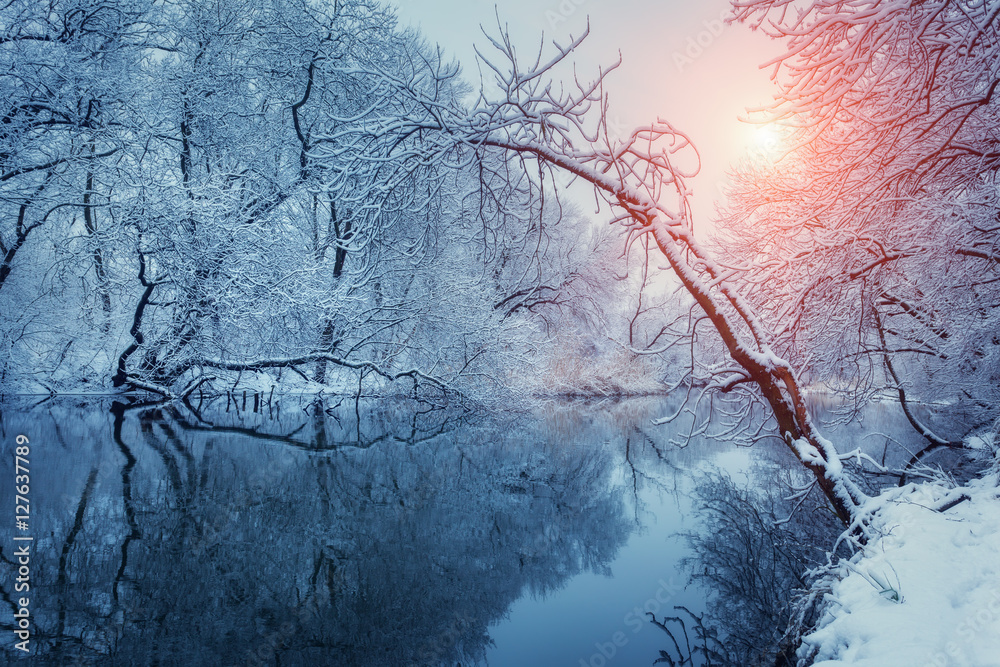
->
2, 0, 1000, 665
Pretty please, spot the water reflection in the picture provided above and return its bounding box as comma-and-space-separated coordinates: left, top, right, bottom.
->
0, 397, 635, 665
0, 394, 924, 666
648, 398, 926, 667
650, 466, 844, 666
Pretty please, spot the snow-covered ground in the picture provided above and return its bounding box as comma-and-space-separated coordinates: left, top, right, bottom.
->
800, 442, 1000, 666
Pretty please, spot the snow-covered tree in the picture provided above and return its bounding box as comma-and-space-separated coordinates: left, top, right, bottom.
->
320, 25, 873, 523
0, 0, 622, 399
721, 0, 1000, 446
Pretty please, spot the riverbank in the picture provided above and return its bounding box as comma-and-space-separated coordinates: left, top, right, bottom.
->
797, 440, 1000, 666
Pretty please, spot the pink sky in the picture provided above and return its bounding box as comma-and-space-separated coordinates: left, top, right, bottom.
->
392, 0, 784, 215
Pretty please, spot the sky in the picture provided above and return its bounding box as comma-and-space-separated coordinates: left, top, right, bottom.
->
391, 0, 785, 217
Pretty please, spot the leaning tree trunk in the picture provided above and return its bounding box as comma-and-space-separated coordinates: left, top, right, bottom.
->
479, 134, 867, 526
314, 26, 868, 523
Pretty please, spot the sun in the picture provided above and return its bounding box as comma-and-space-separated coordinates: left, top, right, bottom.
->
749, 124, 783, 156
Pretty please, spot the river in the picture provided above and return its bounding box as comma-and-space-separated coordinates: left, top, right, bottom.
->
0, 394, 926, 666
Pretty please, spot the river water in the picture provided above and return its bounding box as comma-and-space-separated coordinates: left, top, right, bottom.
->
0, 394, 925, 666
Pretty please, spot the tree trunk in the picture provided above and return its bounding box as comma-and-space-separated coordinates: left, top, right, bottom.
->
83, 154, 112, 328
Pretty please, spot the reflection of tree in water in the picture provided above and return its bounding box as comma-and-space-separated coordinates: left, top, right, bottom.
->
651, 462, 845, 667
0, 397, 631, 666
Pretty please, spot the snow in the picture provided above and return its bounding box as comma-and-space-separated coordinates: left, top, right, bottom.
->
801, 462, 1000, 667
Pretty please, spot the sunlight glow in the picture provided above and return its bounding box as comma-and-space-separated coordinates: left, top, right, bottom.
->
753, 125, 781, 151
743, 122, 787, 162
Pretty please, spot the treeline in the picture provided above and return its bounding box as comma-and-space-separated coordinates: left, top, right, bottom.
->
0, 0, 650, 398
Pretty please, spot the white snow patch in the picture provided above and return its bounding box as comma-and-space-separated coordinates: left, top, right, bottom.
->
801, 472, 1000, 667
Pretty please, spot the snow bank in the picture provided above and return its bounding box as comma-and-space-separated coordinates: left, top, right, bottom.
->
801, 466, 1000, 667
